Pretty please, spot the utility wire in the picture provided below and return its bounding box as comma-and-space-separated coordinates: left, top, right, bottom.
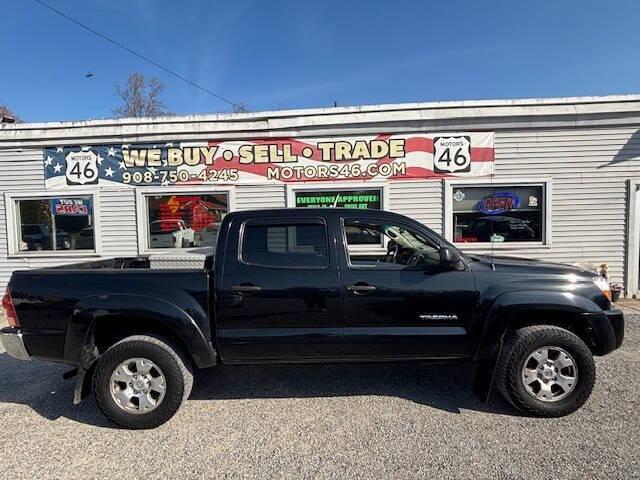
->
31, 0, 241, 110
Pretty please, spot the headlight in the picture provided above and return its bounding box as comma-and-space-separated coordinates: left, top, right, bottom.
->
593, 276, 611, 301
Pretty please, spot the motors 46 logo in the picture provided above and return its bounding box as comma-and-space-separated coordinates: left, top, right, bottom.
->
433, 136, 471, 173
65, 151, 99, 185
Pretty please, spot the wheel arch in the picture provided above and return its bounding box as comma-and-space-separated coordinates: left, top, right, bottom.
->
475, 291, 605, 361
472, 290, 604, 403
64, 293, 217, 371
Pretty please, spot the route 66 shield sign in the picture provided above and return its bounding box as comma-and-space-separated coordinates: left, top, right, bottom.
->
65, 151, 99, 185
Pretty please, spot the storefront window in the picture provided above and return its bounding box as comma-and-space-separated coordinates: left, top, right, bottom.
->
146, 193, 228, 249
452, 185, 544, 243
16, 197, 95, 252
294, 188, 382, 245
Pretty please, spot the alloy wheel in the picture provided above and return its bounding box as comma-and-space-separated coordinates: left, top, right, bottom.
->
521, 346, 578, 402
109, 357, 167, 414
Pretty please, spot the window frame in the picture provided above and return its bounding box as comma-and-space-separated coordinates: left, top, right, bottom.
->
5, 189, 102, 258
286, 182, 389, 252
444, 178, 553, 248
238, 217, 330, 270
135, 185, 234, 255
341, 216, 442, 271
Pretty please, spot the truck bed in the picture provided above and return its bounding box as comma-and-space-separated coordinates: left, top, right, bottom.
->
47, 251, 214, 271
48, 257, 153, 269
7, 259, 212, 365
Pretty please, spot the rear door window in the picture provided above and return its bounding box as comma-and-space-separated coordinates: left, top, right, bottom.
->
241, 219, 328, 269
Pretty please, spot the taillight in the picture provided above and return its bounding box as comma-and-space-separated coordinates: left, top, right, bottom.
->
2, 288, 19, 327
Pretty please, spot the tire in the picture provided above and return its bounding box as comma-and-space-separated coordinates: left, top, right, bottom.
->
496, 325, 595, 417
93, 335, 193, 429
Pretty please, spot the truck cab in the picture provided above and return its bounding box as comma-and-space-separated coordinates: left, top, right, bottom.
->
214, 208, 476, 362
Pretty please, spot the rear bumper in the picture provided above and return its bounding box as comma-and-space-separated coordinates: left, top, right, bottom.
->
0, 327, 32, 361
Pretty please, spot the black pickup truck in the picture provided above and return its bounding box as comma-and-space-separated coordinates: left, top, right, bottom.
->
1, 208, 624, 428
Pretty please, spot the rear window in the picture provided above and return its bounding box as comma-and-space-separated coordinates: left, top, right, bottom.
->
241, 219, 328, 269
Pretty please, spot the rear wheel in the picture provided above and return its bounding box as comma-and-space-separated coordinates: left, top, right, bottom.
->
496, 325, 595, 417
93, 335, 193, 429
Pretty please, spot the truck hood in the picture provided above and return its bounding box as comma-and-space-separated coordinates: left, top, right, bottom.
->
471, 254, 596, 277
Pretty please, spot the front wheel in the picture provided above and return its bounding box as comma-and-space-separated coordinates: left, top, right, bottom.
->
496, 325, 596, 417
93, 335, 193, 429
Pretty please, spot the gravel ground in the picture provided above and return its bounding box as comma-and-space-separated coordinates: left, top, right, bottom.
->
0, 311, 639, 479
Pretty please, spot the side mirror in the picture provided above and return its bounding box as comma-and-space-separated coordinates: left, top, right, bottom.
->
439, 246, 463, 269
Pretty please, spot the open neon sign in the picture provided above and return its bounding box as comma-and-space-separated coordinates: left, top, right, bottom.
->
477, 192, 519, 215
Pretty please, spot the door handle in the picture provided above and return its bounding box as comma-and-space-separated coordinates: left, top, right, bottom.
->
231, 284, 262, 294
346, 283, 377, 294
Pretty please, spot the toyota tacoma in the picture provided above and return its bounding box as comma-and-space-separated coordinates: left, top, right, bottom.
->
0, 208, 624, 428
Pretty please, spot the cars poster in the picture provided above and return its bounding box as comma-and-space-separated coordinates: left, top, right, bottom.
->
50, 197, 92, 216
43, 132, 495, 189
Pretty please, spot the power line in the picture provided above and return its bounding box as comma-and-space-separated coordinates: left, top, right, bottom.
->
31, 0, 241, 109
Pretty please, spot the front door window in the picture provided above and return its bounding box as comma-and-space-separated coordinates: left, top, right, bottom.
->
343, 219, 441, 269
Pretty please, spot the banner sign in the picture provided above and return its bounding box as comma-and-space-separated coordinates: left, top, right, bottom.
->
43, 132, 494, 189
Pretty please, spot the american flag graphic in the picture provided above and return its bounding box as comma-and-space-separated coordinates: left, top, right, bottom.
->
43, 143, 177, 189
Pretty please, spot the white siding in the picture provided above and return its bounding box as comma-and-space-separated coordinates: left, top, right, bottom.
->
0, 149, 139, 290
98, 188, 138, 257
388, 181, 444, 234
234, 184, 286, 210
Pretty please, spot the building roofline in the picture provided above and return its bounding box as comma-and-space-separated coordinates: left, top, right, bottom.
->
2, 94, 640, 148
4, 94, 640, 130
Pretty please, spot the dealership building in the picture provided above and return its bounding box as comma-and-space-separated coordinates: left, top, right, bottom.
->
1, 95, 640, 295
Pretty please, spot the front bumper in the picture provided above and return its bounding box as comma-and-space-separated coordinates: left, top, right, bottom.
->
582, 308, 624, 355
605, 308, 625, 350
0, 327, 32, 361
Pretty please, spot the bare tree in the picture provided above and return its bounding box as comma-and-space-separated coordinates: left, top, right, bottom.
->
232, 102, 248, 113
0, 105, 22, 123
113, 73, 171, 118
